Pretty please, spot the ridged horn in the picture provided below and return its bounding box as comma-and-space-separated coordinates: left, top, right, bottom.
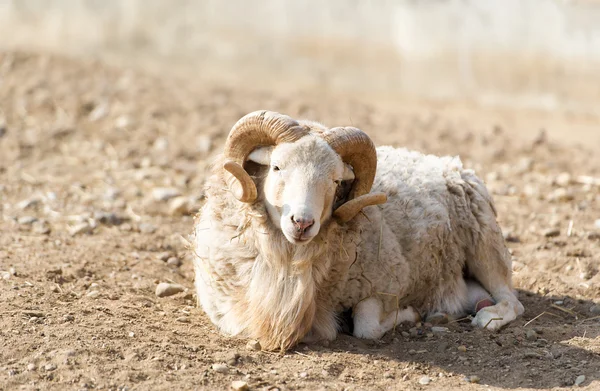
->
223, 110, 310, 202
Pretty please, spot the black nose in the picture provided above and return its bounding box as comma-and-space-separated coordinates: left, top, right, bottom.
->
291, 215, 315, 233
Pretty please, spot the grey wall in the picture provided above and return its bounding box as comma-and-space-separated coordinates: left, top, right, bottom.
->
2, 0, 599, 113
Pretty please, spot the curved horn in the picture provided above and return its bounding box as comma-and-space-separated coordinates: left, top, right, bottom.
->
321, 126, 377, 199
333, 192, 387, 223
223, 110, 310, 203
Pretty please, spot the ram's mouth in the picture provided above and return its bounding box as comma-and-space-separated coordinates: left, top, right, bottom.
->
284, 231, 314, 245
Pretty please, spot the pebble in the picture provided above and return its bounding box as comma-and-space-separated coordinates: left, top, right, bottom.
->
16, 198, 40, 210
548, 188, 573, 202
543, 228, 560, 238
155, 282, 185, 298
418, 376, 431, 385
457, 345, 467, 352
167, 257, 182, 268
86, 291, 101, 299
139, 223, 157, 234
176, 316, 190, 323
525, 329, 538, 341
595, 219, 600, 229
588, 232, 600, 240
27, 363, 36, 371
575, 375, 586, 386
32, 220, 51, 234
169, 196, 192, 215
152, 187, 181, 202
466, 375, 481, 384
230, 380, 249, 391
212, 363, 229, 374
246, 339, 261, 351
589, 304, 600, 315
68, 222, 93, 236
17, 216, 37, 225
299, 372, 308, 378
431, 326, 449, 334
44, 363, 57, 372
555, 172, 572, 187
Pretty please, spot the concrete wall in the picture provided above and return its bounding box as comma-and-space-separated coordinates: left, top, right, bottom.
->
1, 0, 599, 113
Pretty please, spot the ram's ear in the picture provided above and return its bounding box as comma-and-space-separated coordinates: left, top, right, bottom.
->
342, 164, 355, 181
247, 146, 273, 166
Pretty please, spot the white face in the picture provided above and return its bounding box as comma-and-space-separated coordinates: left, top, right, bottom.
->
247, 136, 354, 245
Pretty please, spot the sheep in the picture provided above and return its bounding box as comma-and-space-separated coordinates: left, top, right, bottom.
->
192, 110, 524, 351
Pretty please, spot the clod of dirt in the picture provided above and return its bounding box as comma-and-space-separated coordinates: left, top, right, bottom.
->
590, 304, 600, 315
230, 380, 249, 391
155, 282, 185, 297
246, 340, 262, 351
543, 228, 561, 238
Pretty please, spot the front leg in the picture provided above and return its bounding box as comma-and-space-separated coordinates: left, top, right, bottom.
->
353, 297, 419, 339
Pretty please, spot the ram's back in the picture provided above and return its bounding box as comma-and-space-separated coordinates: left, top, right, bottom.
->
359, 146, 502, 312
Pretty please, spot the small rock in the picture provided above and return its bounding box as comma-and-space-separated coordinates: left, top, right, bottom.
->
555, 172, 572, 187
588, 232, 600, 240
246, 340, 261, 351
168, 196, 192, 215
88, 103, 108, 121
167, 257, 182, 268
32, 220, 51, 234
595, 219, 600, 229
44, 363, 57, 372
299, 372, 308, 378
466, 375, 480, 384
68, 222, 93, 236
525, 329, 537, 341
129, 332, 135, 338
230, 380, 248, 391
86, 291, 100, 299
431, 326, 449, 334
139, 223, 157, 234
16, 198, 40, 210
27, 363, 36, 371
212, 363, 229, 374
17, 216, 37, 225
589, 304, 600, 315
152, 187, 181, 202
548, 188, 573, 202
543, 228, 560, 238
153, 137, 169, 151
176, 316, 190, 323
418, 376, 431, 385
457, 345, 467, 352
401, 331, 410, 337
155, 282, 185, 298
575, 375, 586, 386
63, 315, 75, 322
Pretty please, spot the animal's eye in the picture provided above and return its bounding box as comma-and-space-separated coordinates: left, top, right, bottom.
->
272, 165, 280, 172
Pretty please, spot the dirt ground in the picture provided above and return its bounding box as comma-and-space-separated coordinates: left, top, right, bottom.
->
1, 51, 599, 391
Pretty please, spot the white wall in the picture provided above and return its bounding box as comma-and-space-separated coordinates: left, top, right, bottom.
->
1, 0, 599, 113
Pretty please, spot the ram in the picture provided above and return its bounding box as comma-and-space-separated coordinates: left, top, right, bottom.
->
192, 110, 524, 351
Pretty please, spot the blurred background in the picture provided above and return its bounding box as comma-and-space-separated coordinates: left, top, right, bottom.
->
2, 0, 600, 115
